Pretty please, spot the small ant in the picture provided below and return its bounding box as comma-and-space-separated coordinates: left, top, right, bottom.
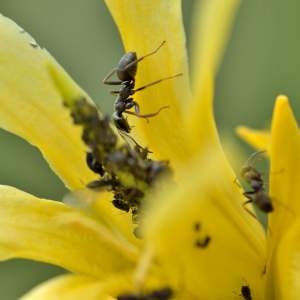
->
241, 150, 273, 214
117, 287, 173, 300
103, 41, 182, 133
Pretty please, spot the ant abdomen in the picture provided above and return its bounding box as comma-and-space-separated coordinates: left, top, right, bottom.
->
112, 111, 131, 132
255, 191, 273, 212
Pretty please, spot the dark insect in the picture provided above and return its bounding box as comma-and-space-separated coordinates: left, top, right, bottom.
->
86, 151, 104, 176
193, 222, 201, 232
117, 287, 173, 300
103, 40, 182, 133
240, 285, 252, 300
194, 236, 211, 248
241, 150, 273, 214
193, 221, 211, 249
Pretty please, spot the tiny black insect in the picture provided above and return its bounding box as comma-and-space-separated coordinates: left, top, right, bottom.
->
194, 236, 211, 248
241, 151, 273, 214
103, 41, 182, 133
240, 285, 252, 300
193, 222, 201, 232
86, 151, 104, 176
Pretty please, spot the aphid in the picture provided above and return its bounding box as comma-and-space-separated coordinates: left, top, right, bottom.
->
193, 222, 201, 232
112, 198, 130, 212
241, 150, 273, 213
86, 151, 104, 176
240, 285, 252, 300
117, 287, 173, 300
194, 236, 211, 248
193, 221, 211, 249
103, 41, 182, 133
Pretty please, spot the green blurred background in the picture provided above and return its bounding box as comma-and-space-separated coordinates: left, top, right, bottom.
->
0, 0, 299, 298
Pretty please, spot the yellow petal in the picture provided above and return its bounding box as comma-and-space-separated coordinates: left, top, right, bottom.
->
22, 272, 173, 300
268, 96, 300, 247
268, 220, 300, 300
186, 0, 240, 154
21, 275, 106, 300
236, 126, 271, 153
0, 185, 138, 277
143, 153, 266, 299
104, 0, 192, 164
0, 14, 95, 189
22, 272, 169, 300
64, 189, 141, 247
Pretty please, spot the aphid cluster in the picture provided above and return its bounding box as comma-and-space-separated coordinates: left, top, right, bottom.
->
193, 221, 211, 249
64, 42, 180, 237
65, 97, 170, 236
241, 151, 273, 214
117, 287, 173, 300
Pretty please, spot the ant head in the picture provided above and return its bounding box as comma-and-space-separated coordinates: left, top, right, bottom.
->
240, 166, 252, 177
241, 165, 261, 181
117, 52, 138, 81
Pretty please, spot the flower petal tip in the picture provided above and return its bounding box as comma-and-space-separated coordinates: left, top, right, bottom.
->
275, 94, 289, 104
273, 95, 294, 122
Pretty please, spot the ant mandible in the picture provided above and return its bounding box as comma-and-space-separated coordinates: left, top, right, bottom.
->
241, 150, 273, 214
103, 41, 182, 133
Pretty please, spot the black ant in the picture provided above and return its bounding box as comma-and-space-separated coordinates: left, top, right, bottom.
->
103, 41, 182, 133
241, 150, 273, 214
117, 287, 173, 300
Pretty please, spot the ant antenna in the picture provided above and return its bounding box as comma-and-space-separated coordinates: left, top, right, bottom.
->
133, 73, 183, 93
124, 40, 166, 71
244, 150, 266, 167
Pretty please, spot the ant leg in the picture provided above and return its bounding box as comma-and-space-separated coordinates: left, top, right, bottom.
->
233, 177, 242, 188
121, 41, 166, 72
243, 150, 267, 168
118, 130, 144, 150
110, 90, 120, 95
124, 104, 169, 122
102, 68, 123, 85
133, 73, 183, 93
242, 198, 257, 220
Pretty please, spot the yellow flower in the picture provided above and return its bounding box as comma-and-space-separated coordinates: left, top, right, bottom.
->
237, 95, 300, 300
1, 0, 295, 299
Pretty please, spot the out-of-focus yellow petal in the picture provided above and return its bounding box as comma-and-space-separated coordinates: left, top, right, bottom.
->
0, 185, 138, 277
236, 126, 271, 153
268, 96, 300, 248
186, 0, 240, 155
0, 14, 95, 189
269, 221, 300, 300
21, 274, 131, 300
63, 189, 141, 247
104, 0, 192, 165
22, 272, 170, 300
143, 153, 265, 299
21, 275, 105, 300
